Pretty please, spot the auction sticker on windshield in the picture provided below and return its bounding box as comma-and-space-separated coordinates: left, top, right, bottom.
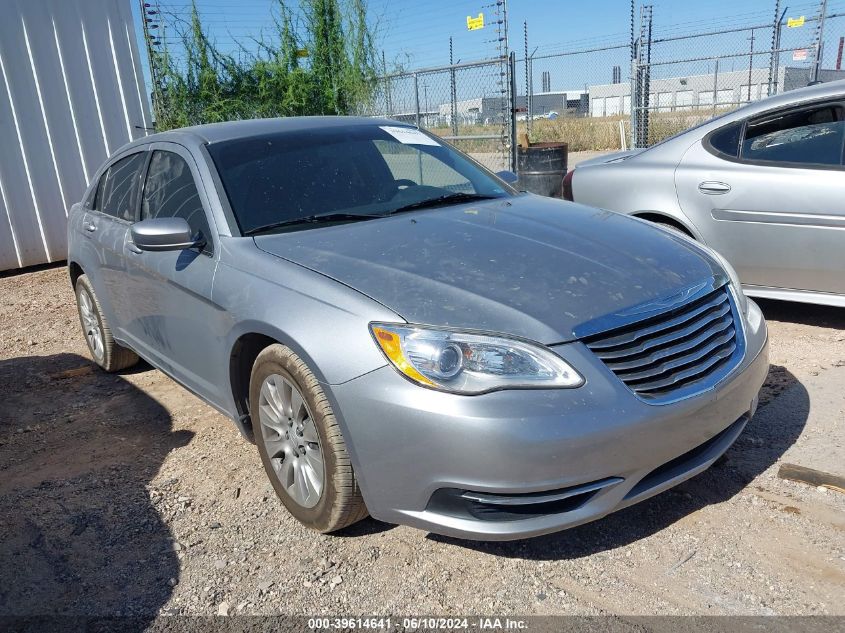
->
380, 125, 441, 146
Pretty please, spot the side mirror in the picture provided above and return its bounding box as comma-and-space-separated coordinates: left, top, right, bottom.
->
495, 170, 519, 185
130, 217, 201, 252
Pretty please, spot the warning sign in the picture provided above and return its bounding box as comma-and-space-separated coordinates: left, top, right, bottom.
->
793, 48, 809, 61
467, 13, 484, 31
787, 16, 805, 28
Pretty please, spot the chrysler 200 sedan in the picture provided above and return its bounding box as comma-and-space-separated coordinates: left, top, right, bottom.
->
68, 117, 769, 540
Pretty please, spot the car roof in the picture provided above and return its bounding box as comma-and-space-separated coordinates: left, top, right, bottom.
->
118, 116, 406, 153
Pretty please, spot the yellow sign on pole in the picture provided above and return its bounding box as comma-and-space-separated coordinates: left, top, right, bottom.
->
467, 13, 484, 31
787, 16, 805, 28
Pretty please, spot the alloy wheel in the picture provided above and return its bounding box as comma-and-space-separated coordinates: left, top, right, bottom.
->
258, 373, 325, 508
78, 288, 104, 362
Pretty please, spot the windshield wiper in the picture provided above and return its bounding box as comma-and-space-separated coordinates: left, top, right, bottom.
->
243, 212, 382, 236
386, 192, 501, 216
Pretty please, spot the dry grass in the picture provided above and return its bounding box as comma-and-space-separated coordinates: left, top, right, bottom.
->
426, 109, 725, 153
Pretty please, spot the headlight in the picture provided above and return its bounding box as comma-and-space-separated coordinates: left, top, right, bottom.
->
369, 323, 584, 394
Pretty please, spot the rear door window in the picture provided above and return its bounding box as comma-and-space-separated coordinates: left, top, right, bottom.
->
96, 152, 147, 220
740, 103, 845, 166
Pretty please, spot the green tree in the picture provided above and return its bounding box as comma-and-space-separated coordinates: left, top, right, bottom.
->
150, 0, 378, 130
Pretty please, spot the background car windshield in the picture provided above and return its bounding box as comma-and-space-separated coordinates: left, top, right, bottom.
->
206, 125, 511, 234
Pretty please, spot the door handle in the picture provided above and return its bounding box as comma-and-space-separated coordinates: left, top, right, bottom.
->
83, 221, 97, 232
698, 181, 731, 195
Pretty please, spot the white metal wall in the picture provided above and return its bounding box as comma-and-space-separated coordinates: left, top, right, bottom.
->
0, 0, 151, 272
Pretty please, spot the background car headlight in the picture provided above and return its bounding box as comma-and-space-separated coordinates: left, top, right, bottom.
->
370, 323, 584, 394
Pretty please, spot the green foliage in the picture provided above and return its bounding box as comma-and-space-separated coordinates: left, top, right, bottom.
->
151, 0, 378, 131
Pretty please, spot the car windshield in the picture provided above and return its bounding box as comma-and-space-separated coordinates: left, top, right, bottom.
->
206, 124, 513, 235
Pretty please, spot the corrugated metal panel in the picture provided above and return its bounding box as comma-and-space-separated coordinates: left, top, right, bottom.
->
0, 0, 150, 271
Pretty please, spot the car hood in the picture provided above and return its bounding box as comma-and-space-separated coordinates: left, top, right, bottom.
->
254, 195, 720, 343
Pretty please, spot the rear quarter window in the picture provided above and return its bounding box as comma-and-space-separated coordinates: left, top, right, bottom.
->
705, 121, 743, 158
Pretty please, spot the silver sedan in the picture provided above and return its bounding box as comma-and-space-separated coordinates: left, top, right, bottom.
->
566, 80, 845, 308
68, 117, 768, 540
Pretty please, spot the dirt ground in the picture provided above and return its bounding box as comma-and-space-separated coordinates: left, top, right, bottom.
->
0, 265, 843, 622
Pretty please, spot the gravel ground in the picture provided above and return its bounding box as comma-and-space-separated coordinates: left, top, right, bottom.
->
0, 265, 843, 621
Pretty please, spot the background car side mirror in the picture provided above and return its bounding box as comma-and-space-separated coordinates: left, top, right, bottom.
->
130, 217, 202, 252
495, 170, 519, 185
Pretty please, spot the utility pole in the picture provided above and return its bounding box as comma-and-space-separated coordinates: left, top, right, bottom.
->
812, 0, 829, 83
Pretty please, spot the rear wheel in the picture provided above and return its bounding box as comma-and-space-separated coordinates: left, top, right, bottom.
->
653, 220, 694, 238
249, 344, 367, 532
74, 275, 139, 372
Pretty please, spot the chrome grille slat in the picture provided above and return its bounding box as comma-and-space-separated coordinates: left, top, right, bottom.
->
586, 291, 728, 350
593, 303, 731, 361
584, 286, 742, 402
616, 328, 736, 382
601, 317, 733, 371
631, 343, 737, 392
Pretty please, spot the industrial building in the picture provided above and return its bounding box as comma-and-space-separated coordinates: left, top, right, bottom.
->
0, 0, 150, 272
589, 66, 845, 116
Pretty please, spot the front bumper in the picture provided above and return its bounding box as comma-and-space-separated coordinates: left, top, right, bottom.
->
328, 304, 769, 540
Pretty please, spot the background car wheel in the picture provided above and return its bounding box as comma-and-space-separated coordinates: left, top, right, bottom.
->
654, 220, 693, 238
74, 274, 139, 372
249, 344, 368, 533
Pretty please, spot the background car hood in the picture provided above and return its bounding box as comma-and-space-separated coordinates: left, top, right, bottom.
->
254, 195, 720, 343
574, 148, 646, 168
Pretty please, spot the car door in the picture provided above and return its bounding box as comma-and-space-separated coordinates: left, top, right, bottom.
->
122, 143, 221, 403
675, 100, 845, 295
81, 150, 147, 332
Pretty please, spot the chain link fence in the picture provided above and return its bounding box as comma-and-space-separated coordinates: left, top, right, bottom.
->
504, 2, 845, 152
630, 6, 845, 146
365, 57, 515, 172
149, 0, 845, 158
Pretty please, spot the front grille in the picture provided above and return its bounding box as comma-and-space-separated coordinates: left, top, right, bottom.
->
584, 286, 741, 401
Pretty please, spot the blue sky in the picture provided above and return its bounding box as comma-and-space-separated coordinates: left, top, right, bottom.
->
134, 0, 843, 95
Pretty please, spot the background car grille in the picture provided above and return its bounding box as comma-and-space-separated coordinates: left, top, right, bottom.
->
584, 287, 740, 401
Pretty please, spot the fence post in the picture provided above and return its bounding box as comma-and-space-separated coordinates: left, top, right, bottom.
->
635, 5, 653, 148
712, 58, 720, 116
413, 72, 420, 128
812, 0, 829, 83
767, 0, 783, 96
747, 28, 756, 103
629, 0, 638, 148
509, 51, 518, 174
450, 38, 458, 136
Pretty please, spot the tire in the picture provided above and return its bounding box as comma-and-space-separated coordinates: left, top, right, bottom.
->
74, 274, 139, 372
249, 344, 368, 533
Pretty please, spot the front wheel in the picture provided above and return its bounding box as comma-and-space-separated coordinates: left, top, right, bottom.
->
249, 344, 368, 532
